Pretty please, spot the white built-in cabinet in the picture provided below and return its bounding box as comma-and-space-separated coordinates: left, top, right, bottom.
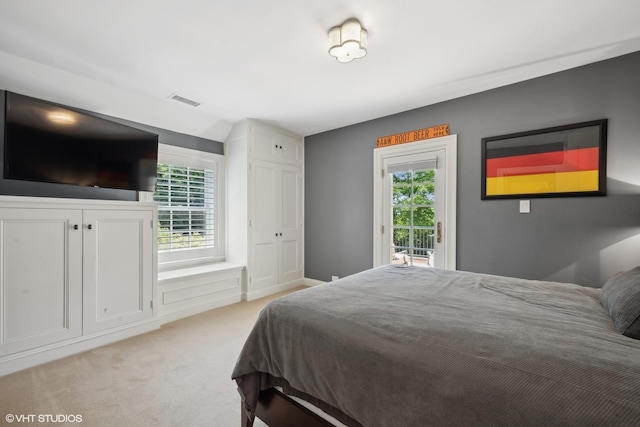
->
0, 197, 157, 373
0, 207, 83, 356
226, 119, 304, 300
82, 208, 154, 334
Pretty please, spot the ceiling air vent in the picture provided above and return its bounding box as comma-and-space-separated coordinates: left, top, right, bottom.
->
168, 93, 201, 107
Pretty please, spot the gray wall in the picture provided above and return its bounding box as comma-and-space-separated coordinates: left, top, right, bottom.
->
0, 90, 223, 201
305, 51, 640, 287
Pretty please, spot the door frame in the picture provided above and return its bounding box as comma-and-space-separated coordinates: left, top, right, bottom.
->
373, 135, 457, 269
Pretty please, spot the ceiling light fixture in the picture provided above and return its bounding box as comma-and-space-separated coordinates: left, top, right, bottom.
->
328, 18, 367, 63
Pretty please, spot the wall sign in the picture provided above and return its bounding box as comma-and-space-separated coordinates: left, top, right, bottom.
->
376, 124, 449, 148
481, 119, 607, 199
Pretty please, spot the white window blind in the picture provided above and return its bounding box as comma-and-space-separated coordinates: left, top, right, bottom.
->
387, 158, 438, 174
154, 163, 215, 251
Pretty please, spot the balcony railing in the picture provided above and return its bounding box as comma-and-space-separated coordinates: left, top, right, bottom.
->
392, 226, 435, 267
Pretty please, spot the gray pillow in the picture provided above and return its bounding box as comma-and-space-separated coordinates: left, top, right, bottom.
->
600, 267, 640, 339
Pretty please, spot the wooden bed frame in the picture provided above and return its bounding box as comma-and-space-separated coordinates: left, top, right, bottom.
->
241, 387, 337, 427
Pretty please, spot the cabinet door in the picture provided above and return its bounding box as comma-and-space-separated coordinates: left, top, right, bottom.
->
278, 164, 303, 283
249, 160, 279, 293
250, 124, 303, 165
250, 125, 280, 162
278, 133, 303, 165
0, 208, 82, 356
83, 209, 153, 334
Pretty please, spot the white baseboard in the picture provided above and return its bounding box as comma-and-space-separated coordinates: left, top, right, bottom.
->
301, 277, 326, 287
0, 320, 160, 376
244, 278, 328, 300
245, 279, 305, 301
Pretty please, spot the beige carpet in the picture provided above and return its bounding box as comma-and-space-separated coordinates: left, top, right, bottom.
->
0, 289, 302, 427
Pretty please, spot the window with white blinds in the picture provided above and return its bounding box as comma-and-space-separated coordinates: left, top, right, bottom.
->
147, 144, 225, 269
154, 164, 215, 251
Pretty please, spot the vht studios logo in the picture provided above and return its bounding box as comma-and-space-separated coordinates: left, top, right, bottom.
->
5, 414, 83, 423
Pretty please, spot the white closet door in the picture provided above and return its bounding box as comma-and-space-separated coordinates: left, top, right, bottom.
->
278, 163, 303, 284
249, 160, 279, 292
0, 208, 82, 356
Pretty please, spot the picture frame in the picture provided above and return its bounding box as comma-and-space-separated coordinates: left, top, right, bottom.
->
481, 119, 607, 200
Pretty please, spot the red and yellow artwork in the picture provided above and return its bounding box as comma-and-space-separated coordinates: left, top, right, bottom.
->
482, 120, 607, 199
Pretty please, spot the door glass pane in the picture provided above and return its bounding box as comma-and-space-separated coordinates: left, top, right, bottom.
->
412, 207, 433, 227
391, 227, 410, 265
393, 207, 411, 226
413, 183, 434, 202
390, 168, 435, 267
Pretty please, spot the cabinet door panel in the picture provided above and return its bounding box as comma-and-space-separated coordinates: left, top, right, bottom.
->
250, 124, 302, 165
280, 238, 300, 281
83, 209, 152, 334
0, 208, 82, 356
280, 166, 299, 231
254, 242, 277, 280
279, 133, 303, 165
249, 161, 278, 291
278, 165, 303, 283
253, 163, 277, 234
250, 126, 279, 162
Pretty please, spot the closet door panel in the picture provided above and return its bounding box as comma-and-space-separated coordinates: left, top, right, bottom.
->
0, 208, 82, 356
249, 161, 278, 292
278, 165, 303, 284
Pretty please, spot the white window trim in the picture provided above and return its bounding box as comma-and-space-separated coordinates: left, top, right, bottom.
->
141, 144, 225, 271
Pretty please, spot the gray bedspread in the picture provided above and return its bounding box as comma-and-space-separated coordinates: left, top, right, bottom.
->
232, 265, 640, 426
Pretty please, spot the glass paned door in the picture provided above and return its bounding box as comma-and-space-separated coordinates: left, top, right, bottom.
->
374, 135, 456, 270
391, 168, 435, 267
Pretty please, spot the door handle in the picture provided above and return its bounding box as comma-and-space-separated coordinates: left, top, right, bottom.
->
437, 222, 442, 243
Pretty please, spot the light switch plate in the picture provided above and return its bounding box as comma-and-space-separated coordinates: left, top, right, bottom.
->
519, 200, 531, 213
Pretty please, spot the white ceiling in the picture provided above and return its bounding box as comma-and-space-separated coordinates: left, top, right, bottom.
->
1, 1, 639, 142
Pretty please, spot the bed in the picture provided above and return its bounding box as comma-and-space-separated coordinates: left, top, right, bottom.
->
231, 265, 640, 426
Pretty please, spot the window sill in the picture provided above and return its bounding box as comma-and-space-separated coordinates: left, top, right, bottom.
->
158, 261, 244, 282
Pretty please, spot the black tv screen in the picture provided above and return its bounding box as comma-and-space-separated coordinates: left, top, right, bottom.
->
4, 92, 158, 192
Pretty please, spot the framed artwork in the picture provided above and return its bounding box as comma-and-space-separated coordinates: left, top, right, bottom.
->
481, 119, 607, 200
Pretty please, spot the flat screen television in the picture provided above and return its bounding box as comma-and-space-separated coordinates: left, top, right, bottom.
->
3, 92, 159, 192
